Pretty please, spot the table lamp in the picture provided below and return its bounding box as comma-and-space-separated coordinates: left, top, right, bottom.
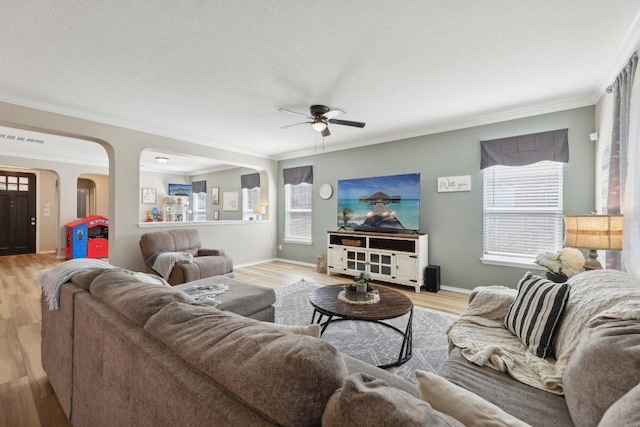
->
563, 213, 623, 270
253, 205, 267, 220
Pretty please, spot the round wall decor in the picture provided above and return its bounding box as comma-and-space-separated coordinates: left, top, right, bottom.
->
319, 183, 333, 199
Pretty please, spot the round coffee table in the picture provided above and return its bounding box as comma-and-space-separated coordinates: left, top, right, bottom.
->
309, 284, 413, 369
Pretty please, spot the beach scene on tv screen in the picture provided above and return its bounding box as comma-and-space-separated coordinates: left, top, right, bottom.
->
338, 173, 420, 231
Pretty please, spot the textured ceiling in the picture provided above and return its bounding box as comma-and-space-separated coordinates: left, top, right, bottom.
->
1, 1, 640, 167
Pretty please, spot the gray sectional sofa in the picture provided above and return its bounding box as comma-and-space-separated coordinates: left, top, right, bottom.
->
41, 267, 458, 427
41, 264, 640, 426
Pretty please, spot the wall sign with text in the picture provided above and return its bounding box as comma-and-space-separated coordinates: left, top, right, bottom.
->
437, 175, 471, 192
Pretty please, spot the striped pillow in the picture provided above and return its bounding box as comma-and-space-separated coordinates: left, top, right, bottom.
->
504, 272, 570, 359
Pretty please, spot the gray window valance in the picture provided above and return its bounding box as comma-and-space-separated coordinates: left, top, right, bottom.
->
283, 165, 313, 185
241, 173, 260, 190
480, 128, 569, 169
192, 180, 207, 193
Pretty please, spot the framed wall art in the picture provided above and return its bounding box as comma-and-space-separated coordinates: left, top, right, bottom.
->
211, 187, 220, 205
223, 191, 239, 211
142, 188, 156, 204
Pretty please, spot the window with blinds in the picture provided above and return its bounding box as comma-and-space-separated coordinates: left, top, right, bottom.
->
483, 161, 563, 263
285, 182, 312, 243
242, 187, 261, 220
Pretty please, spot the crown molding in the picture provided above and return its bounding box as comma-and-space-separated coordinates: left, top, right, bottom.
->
1, 150, 107, 168
0, 94, 274, 161
590, 10, 640, 101
276, 96, 595, 161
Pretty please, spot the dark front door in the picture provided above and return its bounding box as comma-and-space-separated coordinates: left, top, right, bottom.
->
0, 171, 37, 256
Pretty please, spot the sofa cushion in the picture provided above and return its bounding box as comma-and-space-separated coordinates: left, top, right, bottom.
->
71, 268, 113, 290
144, 302, 348, 427
563, 313, 640, 427
342, 354, 420, 398
90, 269, 196, 326
439, 347, 573, 426
504, 272, 570, 358
415, 370, 530, 427
598, 383, 640, 427
322, 373, 464, 427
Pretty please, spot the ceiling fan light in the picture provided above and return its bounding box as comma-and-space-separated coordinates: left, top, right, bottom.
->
311, 120, 327, 132
155, 156, 169, 164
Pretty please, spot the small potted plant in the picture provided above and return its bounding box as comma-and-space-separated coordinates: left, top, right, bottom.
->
354, 272, 372, 294
535, 248, 585, 282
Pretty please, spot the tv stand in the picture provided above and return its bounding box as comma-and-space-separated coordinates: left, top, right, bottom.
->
326, 230, 428, 293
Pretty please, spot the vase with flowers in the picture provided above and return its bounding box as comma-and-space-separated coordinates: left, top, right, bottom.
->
534, 248, 585, 282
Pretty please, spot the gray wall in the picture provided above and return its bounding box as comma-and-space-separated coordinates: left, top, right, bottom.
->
192, 167, 259, 221
277, 106, 596, 291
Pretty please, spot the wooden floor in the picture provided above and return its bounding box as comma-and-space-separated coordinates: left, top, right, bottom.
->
0, 253, 468, 427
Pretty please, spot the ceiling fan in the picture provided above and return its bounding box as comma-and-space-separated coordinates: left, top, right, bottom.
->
278, 105, 365, 137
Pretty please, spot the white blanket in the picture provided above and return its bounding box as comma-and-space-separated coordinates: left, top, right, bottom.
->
39, 258, 116, 310
151, 252, 194, 280
448, 272, 640, 395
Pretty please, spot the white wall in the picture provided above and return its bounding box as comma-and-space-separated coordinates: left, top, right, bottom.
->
0, 100, 278, 271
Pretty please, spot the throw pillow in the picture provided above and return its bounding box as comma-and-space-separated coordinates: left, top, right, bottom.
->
322, 373, 464, 426
598, 383, 640, 427
265, 322, 321, 337
504, 272, 570, 358
563, 314, 640, 427
415, 370, 530, 427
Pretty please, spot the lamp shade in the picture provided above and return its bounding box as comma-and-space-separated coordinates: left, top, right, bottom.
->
563, 214, 623, 250
253, 205, 267, 215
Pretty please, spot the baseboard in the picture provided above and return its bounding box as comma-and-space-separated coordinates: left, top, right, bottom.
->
275, 258, 316, 268
233, 258, 277, 269
237, 257, 474, 295
440, 285, 472, 294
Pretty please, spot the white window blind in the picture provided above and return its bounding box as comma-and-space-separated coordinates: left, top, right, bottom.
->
242, 187, 261, 220
285, 182, 312, 243
192, 192, 207, 221
483, 161, 563, 263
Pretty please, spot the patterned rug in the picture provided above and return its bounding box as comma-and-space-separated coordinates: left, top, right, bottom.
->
275, 279, 459, 385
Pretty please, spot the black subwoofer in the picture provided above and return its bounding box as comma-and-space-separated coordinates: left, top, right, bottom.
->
424, 265, 441, 292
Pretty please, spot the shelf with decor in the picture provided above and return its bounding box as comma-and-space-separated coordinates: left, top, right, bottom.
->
327, 230, 428, 292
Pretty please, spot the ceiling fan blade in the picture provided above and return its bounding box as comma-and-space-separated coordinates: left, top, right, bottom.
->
322, 109, 345, 120
322, 127, 331, 137
281, 121, 311, 129
278, 108, 313, 119
327, 118, 366, 128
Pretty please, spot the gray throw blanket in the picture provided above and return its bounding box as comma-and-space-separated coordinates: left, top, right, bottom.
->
181, 282, 229, 307
39, 258, 116, 310
146, 252, 194, 280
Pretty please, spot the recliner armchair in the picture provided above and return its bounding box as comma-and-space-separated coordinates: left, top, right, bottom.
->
139, 229, 233, 285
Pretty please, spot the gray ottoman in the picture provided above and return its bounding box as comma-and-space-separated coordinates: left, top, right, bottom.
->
175, 276, 276, 322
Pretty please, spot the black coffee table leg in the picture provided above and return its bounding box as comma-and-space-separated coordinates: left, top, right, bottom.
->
311, 308, 334, 336
397, 306, 413, 366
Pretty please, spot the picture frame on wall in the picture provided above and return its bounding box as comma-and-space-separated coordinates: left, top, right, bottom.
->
223, 191, 239, 211
214, 210, 220, 220
211, 187, 220, 205
142, 188, 156, 204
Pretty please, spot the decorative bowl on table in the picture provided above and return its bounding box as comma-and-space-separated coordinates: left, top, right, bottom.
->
342, 284, 377, 301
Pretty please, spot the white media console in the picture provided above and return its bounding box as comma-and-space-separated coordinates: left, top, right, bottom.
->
327, 230, 428, 292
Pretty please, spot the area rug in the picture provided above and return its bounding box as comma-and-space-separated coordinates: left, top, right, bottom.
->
275, 279, 458, 385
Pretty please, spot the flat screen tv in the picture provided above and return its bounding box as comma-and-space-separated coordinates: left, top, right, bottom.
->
337, 173, 420, 232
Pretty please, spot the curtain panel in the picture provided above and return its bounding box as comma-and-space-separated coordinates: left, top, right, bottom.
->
283, 165, 313, 185
241, 173, 260, 190
608, 51, 638, 270
191, 180, 207, 193
480, 129, 569, 169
